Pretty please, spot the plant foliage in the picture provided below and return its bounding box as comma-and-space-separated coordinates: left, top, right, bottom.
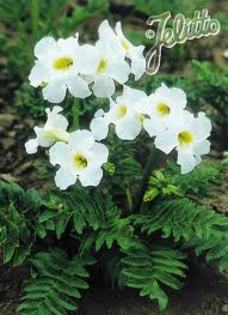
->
122, 245, 187, 310
0, 157, 227, 313
164, 161, 221, 195
133, 198, 228, 271
18, 249, 96, 315
0, 180, 42, 266
38, 187, 136, 252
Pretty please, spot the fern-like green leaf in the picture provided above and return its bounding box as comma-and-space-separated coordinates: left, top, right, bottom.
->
165, 161, 221, 195
187, 236, 228, 272
134, 198, 228, 240
0, 203, 33, 266
0, 180, 43, 266
18, 249, 96, 315
133, 198, 228, 271
40, 188, 136, 252
122, 245, 187, 310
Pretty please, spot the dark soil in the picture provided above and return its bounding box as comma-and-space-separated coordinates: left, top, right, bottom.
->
78, 265, 228, 315
0, 263, 227, 315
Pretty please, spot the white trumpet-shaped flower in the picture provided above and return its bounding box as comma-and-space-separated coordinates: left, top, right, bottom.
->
154, 111, 212, 174
143, 83, 187, 138
25, 106, 69, 154
90, 86, 148, 140
90, 36, 131, 98
49, 130, 109, 189
115, 22, 146, 80
98, 20, 146, 80
29, 36, 100, 103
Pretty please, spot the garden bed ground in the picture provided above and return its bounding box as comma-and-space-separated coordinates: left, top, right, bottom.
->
0, 263, 227, 315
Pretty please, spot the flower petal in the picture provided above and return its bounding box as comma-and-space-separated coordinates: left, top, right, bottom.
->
55, 167, 77, 190
57, 37, 79, 52
107, 61, 131, 84
92, 76, 115, 98
154, 132, 177, 154
143, 118, 166, 137
98, 20, 116, 40
115, 21, 132, 51
25, 138, 39, 154
67, 76, 91, 99
120, 85, 147, 102
34, 36, 57, 59
128, 46, 146, 80
177, 150, 197, 174
29, 62, 48, 88
96, 38, 125, 60
115, 115, 141, 140
168, 87, 187, 110
46, 106, 68, 131
34, 126, 54, 147
69, 130, 95, 151
79, 166, 103, 187
77, 44, 100, 75
42, 80, 67, 103
153, 83, 187, 111
45, 106, 63, 115
49, 142, 71, 167
224, 49, 228, 58
90, 115, 109, 141
193, 140, 211, 157
91, 143, 109, 165
191, 112, 212, 141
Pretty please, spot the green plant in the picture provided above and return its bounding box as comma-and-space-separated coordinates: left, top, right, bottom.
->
164, 160, 221, 195
18, 249, 96, 314
0, 154, 227, 313
122, 246, 187, 310
1, 3, 228, 314
130, 0, 210, 16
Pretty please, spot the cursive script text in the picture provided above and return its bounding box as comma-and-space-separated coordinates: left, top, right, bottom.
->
145, 9, 220, 75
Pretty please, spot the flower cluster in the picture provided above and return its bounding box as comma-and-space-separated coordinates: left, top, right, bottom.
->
29, 20, 145, 103
90, 83, 212, 174
25, 20, 212, 190
144, 89, 211, 174
25, 106, 109, 190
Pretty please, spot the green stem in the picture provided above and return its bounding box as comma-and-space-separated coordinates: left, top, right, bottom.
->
126, 185, 133, 211
31, 0, 40, 36
132, 145, 163, 212
72, 99, 80, 130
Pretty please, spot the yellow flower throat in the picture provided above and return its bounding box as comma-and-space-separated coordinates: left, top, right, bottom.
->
53, 57, 73, 70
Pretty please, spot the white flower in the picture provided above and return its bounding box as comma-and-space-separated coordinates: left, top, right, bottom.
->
25, 106, 69, 154
90, 109, 110, 141
154, 111, 212, 174
90, 85, 148, 140
98, 20, 146, 80
90, 36, 131, 98
29, 36, 100, 103
115, 22, 146, 80
143, 83, 187, 138
49, 130, 109, 189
